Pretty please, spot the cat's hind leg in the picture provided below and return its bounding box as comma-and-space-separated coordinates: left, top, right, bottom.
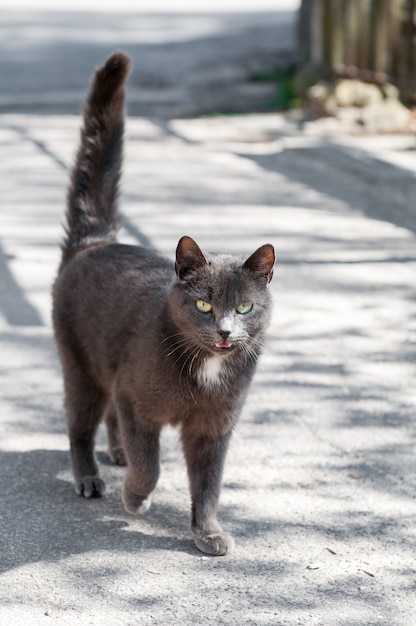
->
62, 351, 107, 498
105, 406, 127, 466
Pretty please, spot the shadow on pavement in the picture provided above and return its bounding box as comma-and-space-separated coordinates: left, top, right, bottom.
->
240, 146, 416, 235
0, 243, 43, 326
0, 448, 197, 576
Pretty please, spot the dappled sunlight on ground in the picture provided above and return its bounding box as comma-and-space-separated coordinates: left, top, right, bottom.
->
0, 110, 415, 624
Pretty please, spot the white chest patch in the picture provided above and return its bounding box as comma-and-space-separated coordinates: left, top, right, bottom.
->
198, 355, 225, 389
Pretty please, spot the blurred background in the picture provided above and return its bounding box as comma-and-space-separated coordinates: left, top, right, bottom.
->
0, 0, 415, 131
0, 0, 299, 118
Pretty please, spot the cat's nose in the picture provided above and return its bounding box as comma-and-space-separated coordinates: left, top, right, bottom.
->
218, 329, 231, 342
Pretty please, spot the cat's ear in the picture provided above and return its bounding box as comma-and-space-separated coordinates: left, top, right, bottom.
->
244, 244, 275, 283
175, 236, 207, 279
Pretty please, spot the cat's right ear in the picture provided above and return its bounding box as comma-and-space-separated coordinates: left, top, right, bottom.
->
175, 236, 207, 279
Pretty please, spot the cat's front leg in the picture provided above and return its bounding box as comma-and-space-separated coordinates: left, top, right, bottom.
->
181, 426, 234, 556
115, 395, 161, 516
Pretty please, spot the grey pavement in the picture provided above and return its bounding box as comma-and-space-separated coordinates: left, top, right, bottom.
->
1, 7, 416, 626
0, 9, 295, 117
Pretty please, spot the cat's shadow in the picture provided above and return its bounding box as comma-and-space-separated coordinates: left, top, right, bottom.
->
0, 448, 197, 576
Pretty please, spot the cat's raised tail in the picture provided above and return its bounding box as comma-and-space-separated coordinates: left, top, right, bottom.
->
61, 52, 131, 267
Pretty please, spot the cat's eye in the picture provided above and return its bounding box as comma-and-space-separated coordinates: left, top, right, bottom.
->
196, 300, 212, 313
236, 302, 253, 314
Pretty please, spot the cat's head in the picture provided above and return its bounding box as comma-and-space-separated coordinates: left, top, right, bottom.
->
169, 236, 275, 358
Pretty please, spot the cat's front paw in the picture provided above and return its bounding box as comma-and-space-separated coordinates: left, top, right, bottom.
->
76, 476, 105, 498
192, 528, 235, 556
122, 484, 152, 516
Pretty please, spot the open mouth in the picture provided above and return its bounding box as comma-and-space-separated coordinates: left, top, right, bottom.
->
213, 341, 234, 352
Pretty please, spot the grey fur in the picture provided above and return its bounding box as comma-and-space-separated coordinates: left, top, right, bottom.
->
52, 52, 275, 556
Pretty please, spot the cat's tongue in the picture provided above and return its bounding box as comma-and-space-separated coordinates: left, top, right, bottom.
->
215, 341, 232, 350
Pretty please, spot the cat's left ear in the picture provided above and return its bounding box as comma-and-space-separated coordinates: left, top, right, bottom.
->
244, 244, 275, 284
175, 236, 207, 279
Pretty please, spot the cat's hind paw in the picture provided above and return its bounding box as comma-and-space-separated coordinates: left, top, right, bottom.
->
192, 528, 235, 556
76, 476, 105, 498
108, 446, 127, 466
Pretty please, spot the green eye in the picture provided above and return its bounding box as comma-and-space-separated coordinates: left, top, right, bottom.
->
236, 302, 253, 314
196, 300, 212, 313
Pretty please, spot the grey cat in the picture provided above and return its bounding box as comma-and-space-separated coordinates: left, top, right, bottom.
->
52, 52, 275, 556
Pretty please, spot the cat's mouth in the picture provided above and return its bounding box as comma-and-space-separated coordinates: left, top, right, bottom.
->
213, 341, 234, 352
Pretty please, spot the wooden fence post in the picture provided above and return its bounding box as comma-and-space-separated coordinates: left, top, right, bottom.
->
297, 0, 416, 102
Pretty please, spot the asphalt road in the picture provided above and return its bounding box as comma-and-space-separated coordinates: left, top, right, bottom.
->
0, 9, 295, 117
0, 7, 416, 626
